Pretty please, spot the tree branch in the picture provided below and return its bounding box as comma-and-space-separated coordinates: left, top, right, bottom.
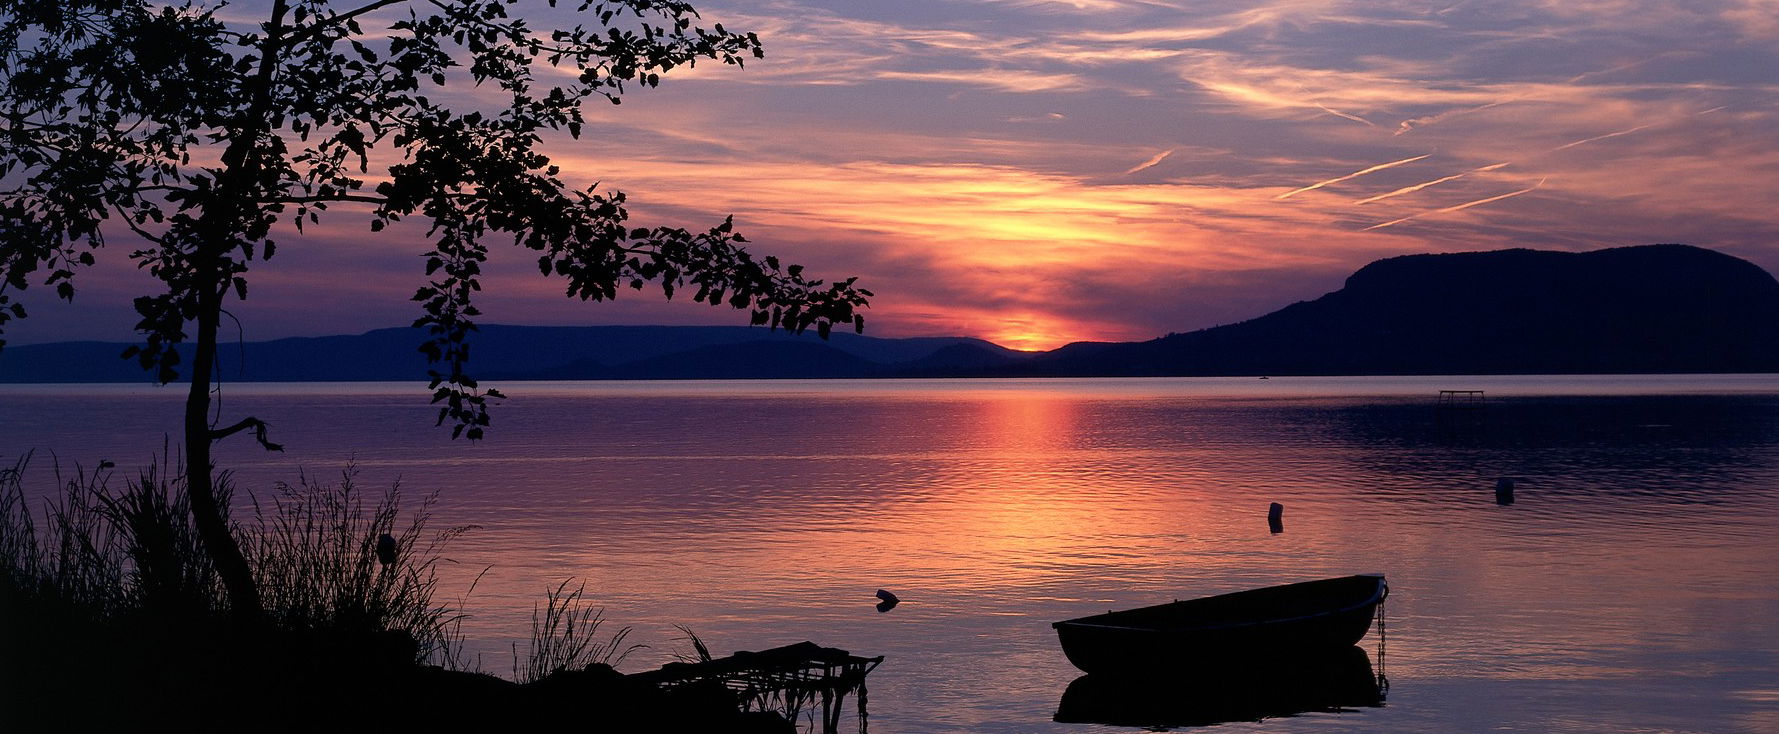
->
208, 416, 284, 451
109, 202, 169, 246
281, 0, 409, 47
267, 193, 388, 205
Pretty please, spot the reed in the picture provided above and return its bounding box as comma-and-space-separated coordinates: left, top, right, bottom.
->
244, 464, 475, 666
0, 455, 476, 668
0, 454, 40, 593
513, 579, 641, 683
0, 456, 768, 730
0, 453, 132, 617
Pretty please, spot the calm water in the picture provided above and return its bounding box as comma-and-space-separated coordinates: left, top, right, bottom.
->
5, 375, 1779, 733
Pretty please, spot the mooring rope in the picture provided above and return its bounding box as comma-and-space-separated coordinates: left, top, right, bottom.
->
1375, 587, 1390, 692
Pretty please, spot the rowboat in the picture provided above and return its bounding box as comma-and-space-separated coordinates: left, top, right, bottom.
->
1052, 574, 1387, 674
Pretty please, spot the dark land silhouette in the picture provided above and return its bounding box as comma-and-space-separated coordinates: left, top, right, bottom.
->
6, 244, 1778, 381
1027, 244, 1779, 376
0, 325, 1024, 382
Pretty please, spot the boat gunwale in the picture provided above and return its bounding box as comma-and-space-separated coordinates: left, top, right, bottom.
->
1051, 574, 1387, 633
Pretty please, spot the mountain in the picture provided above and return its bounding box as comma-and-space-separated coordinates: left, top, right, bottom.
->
4, 244, 1775, 381
0, 325, 1028, 383
1020, 244, 1779, 376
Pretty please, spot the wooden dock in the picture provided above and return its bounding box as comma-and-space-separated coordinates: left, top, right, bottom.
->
630, 641, 883, 733
1436, 389, 1485, 409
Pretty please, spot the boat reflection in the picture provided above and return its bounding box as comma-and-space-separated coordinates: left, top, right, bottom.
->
1054, 645, 1385, 729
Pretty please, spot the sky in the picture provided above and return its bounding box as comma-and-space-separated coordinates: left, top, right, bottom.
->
10, 0, 1779, 351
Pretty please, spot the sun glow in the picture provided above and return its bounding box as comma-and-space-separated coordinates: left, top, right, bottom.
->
984, 320, 1082, 352
26, 0, 1765, 350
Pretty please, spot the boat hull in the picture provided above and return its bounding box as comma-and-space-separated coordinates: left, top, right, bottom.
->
1053, 645, 1384, 728
1053, 575, 1385, 675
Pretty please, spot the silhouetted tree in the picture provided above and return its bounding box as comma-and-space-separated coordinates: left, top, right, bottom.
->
0, 0, 870, 619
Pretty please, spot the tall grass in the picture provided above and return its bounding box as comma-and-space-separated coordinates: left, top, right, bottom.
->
1, 455, 767, 729
0, 453, 134, 618
246, 465, 474, 666
513, 579, 641, 683
4, 454, 649, 690
0, 454, 475, 668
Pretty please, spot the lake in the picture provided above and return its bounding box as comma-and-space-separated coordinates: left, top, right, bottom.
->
5, 375, 1779, 733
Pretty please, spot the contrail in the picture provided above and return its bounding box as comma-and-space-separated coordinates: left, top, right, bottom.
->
1563, 54, 1675, 84
1550, 105, 1726, 153
1122, 148, 1175, 176
1277, 154, 1430, 200
1397, 55, 1677, 137
1551, 124, 1652, 152
1354, 162, 1511, 205
1363, 178, 1545, 231
1316, 103, 1377, 128
1395, 101, 1510, 135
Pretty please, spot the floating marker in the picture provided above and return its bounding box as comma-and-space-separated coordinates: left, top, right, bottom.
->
875, 589, 900, 613
1268, 502, 1284, 534
1495, 478, 1515, 506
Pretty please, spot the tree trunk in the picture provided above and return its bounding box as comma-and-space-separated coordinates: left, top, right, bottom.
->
177, 0, 290, 623
185, 280, 262, 620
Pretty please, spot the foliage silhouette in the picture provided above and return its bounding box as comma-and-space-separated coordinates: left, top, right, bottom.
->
0, 0, 871, 618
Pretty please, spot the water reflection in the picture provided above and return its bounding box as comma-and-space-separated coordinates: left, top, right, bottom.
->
4, 379, 1779, 733
1054, 646, 1385, 729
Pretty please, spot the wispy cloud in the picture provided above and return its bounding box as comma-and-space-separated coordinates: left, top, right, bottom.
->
21, 0, 1779, 350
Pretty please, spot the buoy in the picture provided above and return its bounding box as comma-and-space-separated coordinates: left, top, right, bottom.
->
1495, 478, 1515, 506
1268, 502, 1284, 534
875, 589, 900, 613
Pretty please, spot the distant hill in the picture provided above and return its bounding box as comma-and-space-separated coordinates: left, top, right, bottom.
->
1019, 244, 1779, 376
0, 325, 1029, 383
4, 244, 1776, 382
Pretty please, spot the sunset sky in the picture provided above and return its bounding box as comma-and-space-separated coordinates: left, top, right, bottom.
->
12, 0, 1779, 351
